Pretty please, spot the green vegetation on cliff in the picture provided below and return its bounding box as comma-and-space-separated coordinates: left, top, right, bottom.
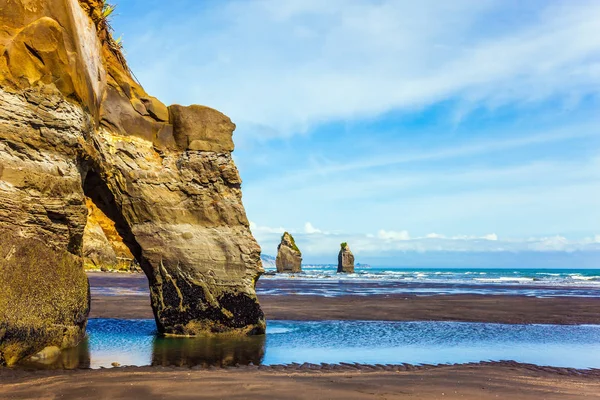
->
340, 242, 348, 249
282, 232, 301, 253
0, 233, 89, 366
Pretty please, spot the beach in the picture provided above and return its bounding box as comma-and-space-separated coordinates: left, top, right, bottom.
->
2, 361, 600, 399
2, 1, 598, 399
92, 292, 600, 324
3, 271, 600, 399
88, 271, 600, 324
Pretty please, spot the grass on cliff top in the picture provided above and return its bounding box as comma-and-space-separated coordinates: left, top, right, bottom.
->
340, 242, 348, 250
101, 1, 116, 19
97, 1, 128, 68
282, 232, 301, 253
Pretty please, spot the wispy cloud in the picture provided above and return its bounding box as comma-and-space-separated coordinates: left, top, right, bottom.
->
249, 221, 285, 234
243, 149, 600, 239
304, 222, 323, 234
121, 0, 600, 138
114, 1, 600, 264
245, 128, 600, 193
251, 223, 600, 260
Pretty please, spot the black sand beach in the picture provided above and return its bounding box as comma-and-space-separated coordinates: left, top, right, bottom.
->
3, 272, 600, 399
3, 361, 600, 399
88, 272, 600, 324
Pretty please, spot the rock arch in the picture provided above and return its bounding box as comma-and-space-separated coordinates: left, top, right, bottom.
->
0, 0, 264, 366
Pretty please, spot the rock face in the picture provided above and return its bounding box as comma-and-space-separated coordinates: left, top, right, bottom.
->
0, 0, 264, 365
276, 232, 302, 273
82, 198, 137, 271
337, 243, 355, 273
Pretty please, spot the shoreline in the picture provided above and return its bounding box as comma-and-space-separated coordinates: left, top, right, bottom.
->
4, 272, 600, 398
90, 293, 600, 325
2, 362, 599, 399
87, 271, 600, 324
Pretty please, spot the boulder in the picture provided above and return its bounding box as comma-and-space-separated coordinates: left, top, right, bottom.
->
276, 232, 302, 273
0, 0, 264, 366
337, 242, 355, 273
169, 104, 235, 152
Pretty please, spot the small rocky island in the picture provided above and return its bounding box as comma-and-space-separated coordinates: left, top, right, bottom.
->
276, 232, 302, 273
337, 242, 355, 273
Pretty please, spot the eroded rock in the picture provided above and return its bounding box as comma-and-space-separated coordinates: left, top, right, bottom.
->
82, 198, 137, 271
337, 242, 355, 273
0, 0, 264, 365
276, 232, 302, 273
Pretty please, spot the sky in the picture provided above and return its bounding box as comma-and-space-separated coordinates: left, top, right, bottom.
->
111, 0, 600, 267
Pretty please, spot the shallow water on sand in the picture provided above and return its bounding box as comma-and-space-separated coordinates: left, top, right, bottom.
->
88, 269, 600, 298
21, 319, 600, 370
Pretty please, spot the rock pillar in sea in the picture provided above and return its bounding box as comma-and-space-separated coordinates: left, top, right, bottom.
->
0, 0, 264, 366
276, 232, 303, 273
337, 242, 355, 273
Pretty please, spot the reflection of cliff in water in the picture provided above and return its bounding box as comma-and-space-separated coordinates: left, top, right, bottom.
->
19, 338, 91, 370
151, 335, 266, 367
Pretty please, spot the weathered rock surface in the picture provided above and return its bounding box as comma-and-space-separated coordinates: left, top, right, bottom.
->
337, 243, 355, 273
276, 232, 302, 273
82, 198, 137, 271
0, 0, 264, 365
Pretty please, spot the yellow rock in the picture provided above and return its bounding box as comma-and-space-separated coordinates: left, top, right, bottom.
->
28, 346, 62, 364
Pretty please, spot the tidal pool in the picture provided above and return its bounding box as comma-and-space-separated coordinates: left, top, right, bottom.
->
22, 319, 600, 369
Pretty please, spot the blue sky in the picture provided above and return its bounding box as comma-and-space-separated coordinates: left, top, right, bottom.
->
111, 0, 600, 266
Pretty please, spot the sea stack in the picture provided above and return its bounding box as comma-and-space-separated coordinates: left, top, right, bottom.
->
276, 232, 302, 273
337, 242, 355, 273
0, 0, 264, 366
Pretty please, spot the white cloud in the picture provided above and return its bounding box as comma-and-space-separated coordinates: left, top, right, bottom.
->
451, 233, 498, 241
124, 0, 600, 139
304, 222, 322, 234
528, 235, 570, 251
481, 234, 498, 241
243, 152, 600, 240
250, 136, 600, 194
251, 223, 600, 258
114, 2, 600, 252
378, 230, 411, 241
249, 221, 286, 234
426, 233, 446, 239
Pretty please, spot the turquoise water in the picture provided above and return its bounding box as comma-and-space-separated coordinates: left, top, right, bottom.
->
264, 267, 600, 284
90, 268, 600, 298
258, 267, 600, 297
24, 319, 600, 369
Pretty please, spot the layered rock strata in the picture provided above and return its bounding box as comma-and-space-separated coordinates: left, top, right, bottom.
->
337, 243, 355, 273
0, 0, 264, 365
83, 197, 138, 271
275, 232, 302, 273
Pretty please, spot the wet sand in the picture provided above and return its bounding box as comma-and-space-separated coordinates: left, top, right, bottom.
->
88, 272, 600, 324
2, 363, 600, 399
6, 272, 596, 399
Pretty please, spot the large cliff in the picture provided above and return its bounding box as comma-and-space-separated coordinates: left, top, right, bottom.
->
0, 0, 264, 365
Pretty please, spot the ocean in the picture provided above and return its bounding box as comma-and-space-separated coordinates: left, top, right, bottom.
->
259, 267, 600, 297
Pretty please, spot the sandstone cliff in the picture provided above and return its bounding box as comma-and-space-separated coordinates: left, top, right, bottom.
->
276, 232, 302, 273
82, 197, 137, 271
337, 242, 355, 273
0, 0, 264, 365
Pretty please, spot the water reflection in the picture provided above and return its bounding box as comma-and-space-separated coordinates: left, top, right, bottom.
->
16, 319, 600, 370
20, 339, 91, 370
152, 335, 265, 367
